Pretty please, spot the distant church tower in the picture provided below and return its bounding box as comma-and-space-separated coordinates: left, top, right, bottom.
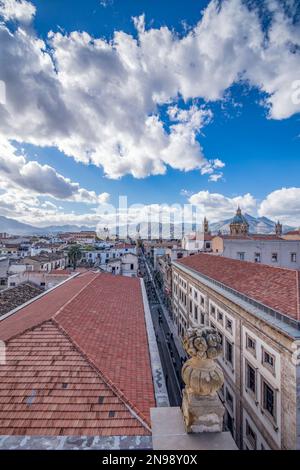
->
275, 220, 282, 236
230, 207, 249, 236
203, 217, 210, 235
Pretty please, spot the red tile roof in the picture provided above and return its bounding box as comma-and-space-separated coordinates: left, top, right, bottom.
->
285, 230, 300, 236
176, 253, 300, 321
0, 272, 155, 436
0, 322, 149, 436
215, 234, 282, 241
0, 283, 44, 318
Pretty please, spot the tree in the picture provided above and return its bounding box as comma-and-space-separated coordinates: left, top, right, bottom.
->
68, 245, 82, 270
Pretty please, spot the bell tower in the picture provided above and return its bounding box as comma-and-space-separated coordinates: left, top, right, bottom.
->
203, 217, 210, 235
275, 220, 282, 236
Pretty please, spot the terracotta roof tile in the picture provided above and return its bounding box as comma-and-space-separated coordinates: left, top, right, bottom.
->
176, 253, 300, 321
0, 272, 155, 437
0, 321, 150, 436
0, 271, 97, 341
0, 283, 44, 318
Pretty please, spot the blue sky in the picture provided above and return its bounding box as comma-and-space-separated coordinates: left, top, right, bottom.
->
30, 0, 300, 203
0, 0, 299, 227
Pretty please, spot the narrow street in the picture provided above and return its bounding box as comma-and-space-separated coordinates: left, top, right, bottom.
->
139, 254, 184, 407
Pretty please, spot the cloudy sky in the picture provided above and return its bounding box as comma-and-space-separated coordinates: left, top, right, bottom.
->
0, 0, 299, 228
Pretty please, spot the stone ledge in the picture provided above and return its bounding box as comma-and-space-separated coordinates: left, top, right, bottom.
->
151, 407, 238, 450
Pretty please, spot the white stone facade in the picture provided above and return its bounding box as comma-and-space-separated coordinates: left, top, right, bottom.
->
172, 262, 300, 449
212, 237, 300, 269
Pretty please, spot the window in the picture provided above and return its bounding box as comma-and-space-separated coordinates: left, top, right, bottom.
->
190, 300, 193, 314
246, 334, 256, 355
262, 380, 276, 419
201, 313, 205, 325
262, 349, 275, 373
225, 340, 233, 366
40, 282, 46, 287
130, 263, 134, 270
194, 291, 198, 300
246, 421, 257, 449
225, 411, 234, 436
291, 253, 297, 263
194, 305, 198, 321
237, 252, 245, 261
246, 362, 256, 395
254, 252, 261, 263
226, 318, 233, 333
226, 389, 234, 411
211, 305, 216, 317
200, 296, 205, 307
10, 282, 16, 287
271, 253, 278, 263
217, 310, 223, 323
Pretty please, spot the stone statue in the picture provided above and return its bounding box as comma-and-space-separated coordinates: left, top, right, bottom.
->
181, 327, 225, 433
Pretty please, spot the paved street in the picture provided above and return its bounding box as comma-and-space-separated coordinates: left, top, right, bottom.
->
139, 254, 184, 407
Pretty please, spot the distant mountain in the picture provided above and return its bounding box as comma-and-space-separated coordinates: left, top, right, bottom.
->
209, 213, 294, 235
43, 225, 96, 233
0, 214, 295, 237
0, 216, 42, 235
0, 216, 95, 236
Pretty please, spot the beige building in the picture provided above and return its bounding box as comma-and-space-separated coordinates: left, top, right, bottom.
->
282, 229, 300, 241
172, 253, 300, 450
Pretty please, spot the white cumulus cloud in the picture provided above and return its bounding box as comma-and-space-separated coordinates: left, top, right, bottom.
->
258, 187, 300, 226
0, 139, 110, 204
0, 0, 299, 182
0, 0, 35, 24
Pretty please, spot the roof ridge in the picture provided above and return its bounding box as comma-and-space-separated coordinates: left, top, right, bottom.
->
3, 318, 54, 343
181, 252, 299, 274
52, 319, 151, 432
52, 272, 99, 319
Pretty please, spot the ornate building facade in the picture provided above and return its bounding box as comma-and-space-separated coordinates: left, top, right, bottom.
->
230, 208, 249, 236
171, 253, 300, 450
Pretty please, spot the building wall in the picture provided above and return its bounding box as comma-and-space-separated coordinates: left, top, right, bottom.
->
84, 246, 137, 265
282, 233, 300, 241
121, 253, 138, 277
172, 264, 299, 450
7, 271, 70, 289
212, 237, 300, 269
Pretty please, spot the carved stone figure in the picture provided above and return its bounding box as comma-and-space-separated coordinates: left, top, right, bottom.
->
181, 327, 225, 433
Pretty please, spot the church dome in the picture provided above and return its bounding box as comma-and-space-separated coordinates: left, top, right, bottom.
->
231, 208, 249, 226
229, 208, 249, 236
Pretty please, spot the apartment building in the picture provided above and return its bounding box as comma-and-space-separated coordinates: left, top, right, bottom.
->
172, 253, 300, 450
8, 253, 66, 274
212, 234, 300, 269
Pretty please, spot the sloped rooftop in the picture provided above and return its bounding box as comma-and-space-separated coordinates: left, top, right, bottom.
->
0, 321, 149, 436
0, 272, 155, 436
0, 283, 43, 318
176, 253, 300, 321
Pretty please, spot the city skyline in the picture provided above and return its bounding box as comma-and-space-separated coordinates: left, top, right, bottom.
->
0, 0, 299, 228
